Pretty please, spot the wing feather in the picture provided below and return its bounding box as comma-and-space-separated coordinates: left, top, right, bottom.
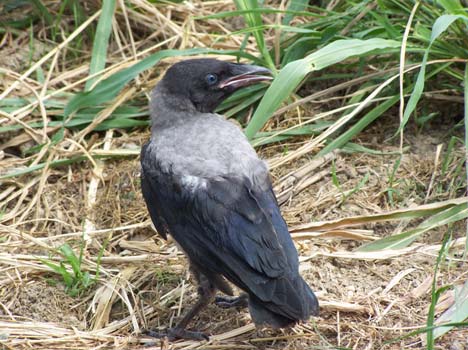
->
141, 149, 308, 319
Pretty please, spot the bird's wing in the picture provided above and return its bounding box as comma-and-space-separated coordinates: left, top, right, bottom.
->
141, 153, 309, 319
191, 174, 293, 278
141, 153, 296, 277
140, 143, 170, 240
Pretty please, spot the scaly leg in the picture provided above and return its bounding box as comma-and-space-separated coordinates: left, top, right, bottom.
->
146, 264, 215, 341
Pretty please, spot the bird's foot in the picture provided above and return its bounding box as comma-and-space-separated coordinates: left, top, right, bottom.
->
145, 327, 209, 341
215, 294, 248, 309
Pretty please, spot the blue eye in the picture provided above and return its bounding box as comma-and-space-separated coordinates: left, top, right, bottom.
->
205, 73, 218, 85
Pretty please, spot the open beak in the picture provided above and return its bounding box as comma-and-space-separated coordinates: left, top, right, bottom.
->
218, 64, 273, 89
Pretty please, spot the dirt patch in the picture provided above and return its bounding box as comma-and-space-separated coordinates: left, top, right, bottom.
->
2, 280, 86, 329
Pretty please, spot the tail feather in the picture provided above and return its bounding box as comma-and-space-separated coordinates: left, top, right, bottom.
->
248, 275, 319, 328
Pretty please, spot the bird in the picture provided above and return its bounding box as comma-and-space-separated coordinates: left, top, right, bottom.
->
140, 58, 319, 341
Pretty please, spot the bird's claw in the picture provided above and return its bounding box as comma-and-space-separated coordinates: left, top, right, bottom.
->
145, 327, 209, 341
215, 294, 248, 309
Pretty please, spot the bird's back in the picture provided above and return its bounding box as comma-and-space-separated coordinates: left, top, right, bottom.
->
148, 112, 266, 181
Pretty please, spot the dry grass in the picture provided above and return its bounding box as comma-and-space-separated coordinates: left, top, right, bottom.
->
1, 1, 467, 349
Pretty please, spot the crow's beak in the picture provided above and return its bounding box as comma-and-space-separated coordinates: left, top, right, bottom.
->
218, 64, 273, 89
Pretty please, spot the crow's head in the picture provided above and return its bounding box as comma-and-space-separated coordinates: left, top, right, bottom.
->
160, 59, 272, 113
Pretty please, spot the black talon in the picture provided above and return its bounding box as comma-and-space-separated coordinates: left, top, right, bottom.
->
145, 327, 209, 341
215, 294, 248, 309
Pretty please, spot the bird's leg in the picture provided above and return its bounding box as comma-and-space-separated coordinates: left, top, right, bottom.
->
215, 293, 248, 309
146, 264, 215, 341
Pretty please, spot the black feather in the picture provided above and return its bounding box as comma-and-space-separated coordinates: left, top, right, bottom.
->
141, 153, 319, 324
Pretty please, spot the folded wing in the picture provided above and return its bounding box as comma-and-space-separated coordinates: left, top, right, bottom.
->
141, 147, 317, 323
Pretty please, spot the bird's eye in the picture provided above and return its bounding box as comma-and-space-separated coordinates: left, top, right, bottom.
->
205, 73, 218, 85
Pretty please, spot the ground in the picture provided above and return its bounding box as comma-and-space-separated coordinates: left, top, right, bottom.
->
1, 109, 467, 349
0, 1, 467, 349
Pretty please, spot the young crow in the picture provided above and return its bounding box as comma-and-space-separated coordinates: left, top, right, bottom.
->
141, 59, 319, 341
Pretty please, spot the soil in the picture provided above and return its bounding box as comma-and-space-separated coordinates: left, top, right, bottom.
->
0, 2, 467, 346
4, 280, 86, 329
2, 112, 467, 350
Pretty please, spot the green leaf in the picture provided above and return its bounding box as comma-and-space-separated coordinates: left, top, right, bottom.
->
358, 203, 468, 251
437, 0, 465, 14
433, 280, 468, 339
245, 38, 400, 139
85, 0, 116, 90
318, 95, 400, 157
398, 14, 468, 133
233, 0, 275, 69
283, 0, 309, 26
59, 244, 83, 279
39, 258, 73, 288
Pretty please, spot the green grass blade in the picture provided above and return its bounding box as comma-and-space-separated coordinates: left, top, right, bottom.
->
342, 142, 408, 155
427, 233, 452, 350
245, 38, 400, 139
1, 148, 140, 179
438, 0, 465, 14
29, 0, 53, 25
231, 24, 317, 35
38, 258, 62, 275
358, 203, 468, 251
0, 112, 148, 133
251, 124, 328, 146
369, 10, 400, 39
233, 0, 275, 69
82, 272, 92, 288
94, 239, 108, 283
303, 38, 400, 70
0, 159, 78, 179
283, 0, 309, 26
85, 0, 116, 91
385, 322, 468, 345
223, 88, 265, 117
58, 262, 74, 288
217, 84, 266, 111
398, 14, 468, 134
318, 95, 399, 157
432, 279, 468, 340
59, 244, 83, 279
196, 8, 316, 20
38, 258, 73, 288
93, 118, 148, 130
244, 58, 309, 139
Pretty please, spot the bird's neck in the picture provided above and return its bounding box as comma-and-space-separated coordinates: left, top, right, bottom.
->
149, 85, 198, 131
